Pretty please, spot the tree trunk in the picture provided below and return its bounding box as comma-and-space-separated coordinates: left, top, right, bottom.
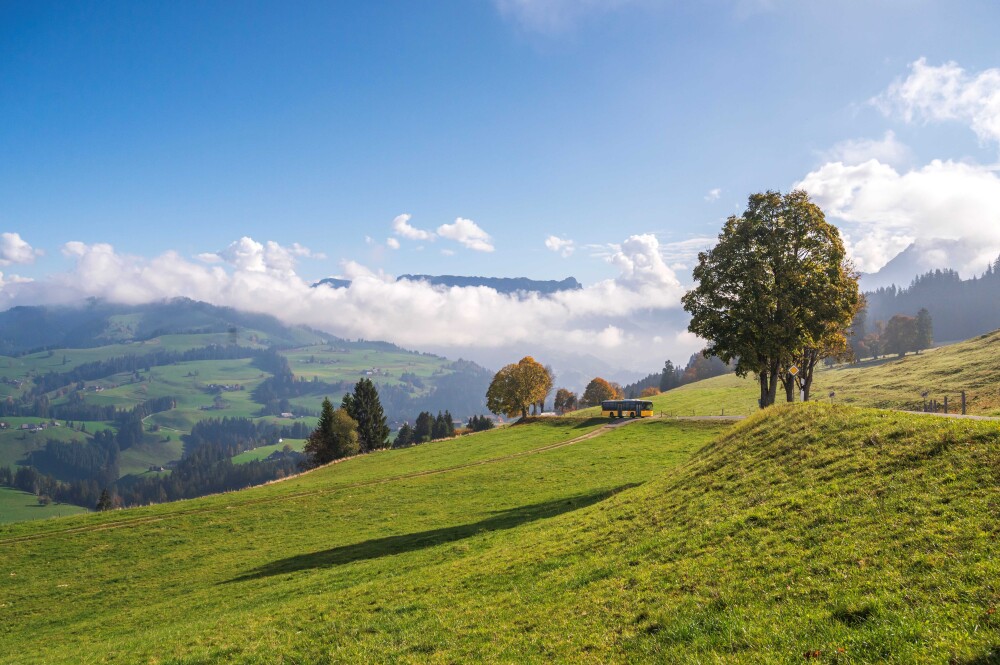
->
759, 362, 780, 408
781, 374, 795, 402
801, 353, 818, 402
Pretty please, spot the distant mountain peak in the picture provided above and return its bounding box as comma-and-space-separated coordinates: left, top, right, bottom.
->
860, 237, 999, 291
312, 275, 582, 295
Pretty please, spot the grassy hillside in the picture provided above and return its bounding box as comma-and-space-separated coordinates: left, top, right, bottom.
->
0, 316, 490, 514
586, 328, 1000, 417
1, 405, 997, 662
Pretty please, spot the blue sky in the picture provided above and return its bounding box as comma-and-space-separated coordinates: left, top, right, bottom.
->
2, 1, 1000, 373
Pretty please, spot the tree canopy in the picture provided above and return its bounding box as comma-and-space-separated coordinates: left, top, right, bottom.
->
553, 388, 577, 414
485, 356, 552, 419
884, 314, 918, 358
581, 377, 619, 406
682, 190, 860, 408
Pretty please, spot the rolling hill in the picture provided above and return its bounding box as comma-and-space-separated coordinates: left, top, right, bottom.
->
0, 404, 996, 662
595, 328, 1000, 418
0, 299, 494, 520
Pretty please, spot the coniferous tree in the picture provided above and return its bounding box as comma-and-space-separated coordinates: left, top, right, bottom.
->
915, 308, 933, 353
466, 414, 495, 432
432, 411, 447, 439
414, 411, 434, 442
393, 422, 415, 448
659, 360, 680, 391
343, 379, 389, 452
443, 410, 455, 437
305, 397, 359, 465
96, 488, 113, 511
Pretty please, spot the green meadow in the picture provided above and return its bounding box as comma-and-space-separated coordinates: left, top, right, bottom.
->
1, 405, 996, 663
577, 328, 1000, 418
0, 487, 89, 524
231, 438, 306, 464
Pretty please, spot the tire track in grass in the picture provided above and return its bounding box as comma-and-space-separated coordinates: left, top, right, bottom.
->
0, 418, 650, 545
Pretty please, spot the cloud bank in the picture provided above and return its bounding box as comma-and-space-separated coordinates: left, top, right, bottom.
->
797, 159, 1000, 275
0, 233, 697, 371
798, 59, 1000, 277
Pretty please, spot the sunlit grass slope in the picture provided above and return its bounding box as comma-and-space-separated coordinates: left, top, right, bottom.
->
584, 328, 1000, 417
0, 416, 726, 663
2, 406, 997, 663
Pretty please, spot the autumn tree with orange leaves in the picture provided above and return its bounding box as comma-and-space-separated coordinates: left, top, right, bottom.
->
581, 377, 619, 406
486, 356, 553, 419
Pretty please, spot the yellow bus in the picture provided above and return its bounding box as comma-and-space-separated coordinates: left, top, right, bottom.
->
601, 399, 654, 418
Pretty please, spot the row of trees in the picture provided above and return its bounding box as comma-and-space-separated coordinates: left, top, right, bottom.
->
849, 307, 934, 360
466, 414, 495, 432
621, 353, 732, 398
864, 260, 1000, 345
393, 411, 456, 448
485, 358, 640, 418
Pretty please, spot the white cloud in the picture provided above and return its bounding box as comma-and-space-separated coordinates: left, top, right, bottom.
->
544, 235, 575, 257
822, 130, 912, 168
658, 236, 716, 271
0, 233, 42, 266
608, 234, 681, 289
796, 158, 1000, 274
873, 58, 1000, 147
391, 213, 435, 241
437, 217, 495, 252
212, 237, 320, 275
0, 233, 695, 371
0, 272, 32, 289
440, 248, 455, 256
704, 188, 721, 202
386, 237, 400, 250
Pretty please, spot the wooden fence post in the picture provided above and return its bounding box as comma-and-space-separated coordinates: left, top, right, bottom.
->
961, 390, 967, 415
944, 396, 949, 414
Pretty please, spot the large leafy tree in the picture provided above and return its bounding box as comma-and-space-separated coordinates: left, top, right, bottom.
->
682, 190, 860, 408
341, 378, 390, 452
581, 377, 618, 406
304, 397, 359, 465
884, 314, 918, 358
553, 388, 577, 414
486, 356, 552, 419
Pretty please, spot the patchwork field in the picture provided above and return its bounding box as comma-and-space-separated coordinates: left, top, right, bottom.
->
1, 405, 996, 663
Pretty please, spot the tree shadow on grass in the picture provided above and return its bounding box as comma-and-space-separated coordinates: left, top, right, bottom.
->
225, 484, 639, 583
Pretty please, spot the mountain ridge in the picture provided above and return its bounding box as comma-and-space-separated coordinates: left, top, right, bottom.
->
312, 274, 582, 295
